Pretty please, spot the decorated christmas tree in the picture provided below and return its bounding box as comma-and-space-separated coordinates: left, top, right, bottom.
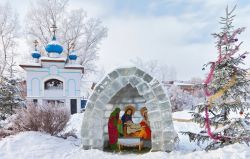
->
182, 6, 250, 150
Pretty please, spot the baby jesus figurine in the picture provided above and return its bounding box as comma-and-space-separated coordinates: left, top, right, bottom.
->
125, 121, 142, 134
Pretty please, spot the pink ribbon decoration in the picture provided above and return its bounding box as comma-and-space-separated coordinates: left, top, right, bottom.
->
218, 46, 222, 63
205, 106, 222, 140
204, 62, 215, 84
204, 62, 215, 96
204, 88, 212, 97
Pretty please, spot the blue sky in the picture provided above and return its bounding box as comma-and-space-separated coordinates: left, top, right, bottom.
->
3, 0, 250, 80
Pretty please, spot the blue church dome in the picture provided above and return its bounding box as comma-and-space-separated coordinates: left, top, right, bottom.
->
69, 50, 77, 60
31, 50, 41, 59
69, 54, 77, 60
45, 36, 63, 54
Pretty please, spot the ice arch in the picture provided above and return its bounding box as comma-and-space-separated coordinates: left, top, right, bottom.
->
81, 67, 178, 152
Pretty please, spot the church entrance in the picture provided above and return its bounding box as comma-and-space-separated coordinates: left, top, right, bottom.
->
70, 99, 77, 114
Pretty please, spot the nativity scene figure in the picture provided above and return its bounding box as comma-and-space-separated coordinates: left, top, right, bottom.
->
108, 105, 152, 151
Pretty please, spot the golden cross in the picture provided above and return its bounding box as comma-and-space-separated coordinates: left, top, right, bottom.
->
33, 40, 38, 49
51, 24, 57, 37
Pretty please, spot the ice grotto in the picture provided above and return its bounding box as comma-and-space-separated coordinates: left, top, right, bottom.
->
81, 67, 178, 152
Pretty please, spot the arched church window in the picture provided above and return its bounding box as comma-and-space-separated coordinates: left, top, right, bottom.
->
44, 79, 63, 90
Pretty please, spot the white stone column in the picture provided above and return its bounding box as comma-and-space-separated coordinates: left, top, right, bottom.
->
77, 98, 81, 113
65, 98, 70, 112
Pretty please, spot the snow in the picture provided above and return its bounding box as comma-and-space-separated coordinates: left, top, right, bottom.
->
0, 111, 250, 159
47, 39, 61, 45
64, 63, 84, 68
0, 132, 79, 159
172, 110, 193, 120
228, 109, 250, 119
19, 62, 42, 66
40, 56, 67, 61
173, 82, 194, 86
63, 113, 84, 138
172, 107, 250, 120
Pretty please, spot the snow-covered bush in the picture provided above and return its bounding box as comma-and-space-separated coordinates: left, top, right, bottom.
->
0, 128, 14, 139
12, 103, 70, 136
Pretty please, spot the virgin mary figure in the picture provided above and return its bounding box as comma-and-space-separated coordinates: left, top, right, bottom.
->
121, 105, 135, 126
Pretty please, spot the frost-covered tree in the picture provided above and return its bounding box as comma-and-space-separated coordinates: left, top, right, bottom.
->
0, 3, 19, 77
0, 77, 23, 120
25, 0, 107, 74
130, 57, 177, 82
167, 84, 204, 111
168, 85, 193, 111
183, 6, 250, 150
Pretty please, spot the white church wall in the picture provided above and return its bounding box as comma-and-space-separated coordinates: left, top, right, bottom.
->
25, 65, 82, 99
42, 62, 65, 68
61, 72, 82, 97
31, 78, 40, 96
67, 79, 76, 96
49, 65, 59, 74
27, 70, 48, 97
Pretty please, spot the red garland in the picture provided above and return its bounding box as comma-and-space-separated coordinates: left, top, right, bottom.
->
205, 106, 221, 140
204, 62, 215, 96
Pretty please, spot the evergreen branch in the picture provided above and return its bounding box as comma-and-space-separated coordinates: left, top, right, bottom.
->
181, 131, 210, 145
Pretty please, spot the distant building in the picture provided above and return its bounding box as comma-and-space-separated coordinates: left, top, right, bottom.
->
162, 81, 199, 95
19, 27, 84, 114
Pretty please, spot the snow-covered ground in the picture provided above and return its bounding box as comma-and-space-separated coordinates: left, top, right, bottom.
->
0, 111, 250, 159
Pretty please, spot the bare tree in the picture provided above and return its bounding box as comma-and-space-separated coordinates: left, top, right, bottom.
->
130, 57, 159, 77
130, 57, 177, 82
158, 65, 176, 82
25, 0, 68, 49
25, 0, 107, 74
78, 18, 107, 73
0, 3, 19, 78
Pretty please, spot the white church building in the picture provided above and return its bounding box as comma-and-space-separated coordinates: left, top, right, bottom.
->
20, 26, 84, 114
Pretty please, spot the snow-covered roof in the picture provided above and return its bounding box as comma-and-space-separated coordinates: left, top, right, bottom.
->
19, 62, 42, 68
64, 63, 84, 68
40, 56, 67, 62
64, 63, 84, 72
20, 55, 84, 74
